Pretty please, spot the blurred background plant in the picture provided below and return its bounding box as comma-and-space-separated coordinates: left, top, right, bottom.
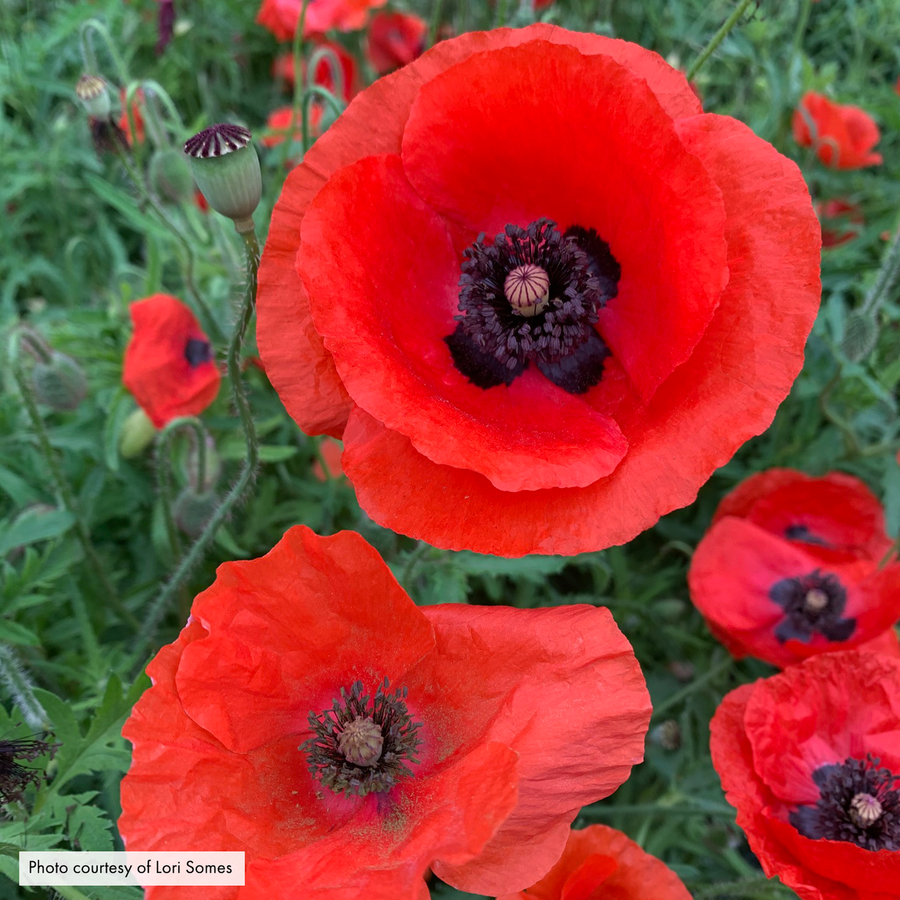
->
1, 0, 900, 897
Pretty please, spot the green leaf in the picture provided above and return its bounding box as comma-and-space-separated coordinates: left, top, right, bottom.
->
0, 510, 75, 557
0, 466, 40, 507
68, 803, 115, 852
32, 688, 80, 746
0, 619, 41, 647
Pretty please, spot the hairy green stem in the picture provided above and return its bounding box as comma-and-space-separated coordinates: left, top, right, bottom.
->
686, 0, 757, 81
132, 228, 261, 664
0, 644, 48, 730
790, 0, 814, 60
79, 19, 129, 85
863, 217, 900, 316
113, 147, 225, 344
9, 332, 139, 633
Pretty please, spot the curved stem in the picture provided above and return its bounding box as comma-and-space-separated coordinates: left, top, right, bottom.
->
131, 228, 261, 664
301, 86, 344, 152
8, 332, 139, 633
113, 145, 225, 344
686, 0, 756, 81
790, 0, 814, 61
282, 0, 310, 171
427, 0, 446, 48
306, 46, 345, 105
79, 19, 129, 85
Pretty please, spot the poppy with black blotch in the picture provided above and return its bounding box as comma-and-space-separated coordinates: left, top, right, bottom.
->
689, 468, 900, 668
122, 294, 221, 429
712, 651, 900, 900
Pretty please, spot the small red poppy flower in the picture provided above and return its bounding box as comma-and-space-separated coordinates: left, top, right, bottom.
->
272, 39, 359, 100
313, 437, 344, 480
256, 25, 820, 556
118, 87, 146, 146
257, 0, 386, 40
792, 92, 882, 169
817, 199, 864, 248
689, 469, 900, 668
119, 526, 650, 899
495, 824, 691, 900
711, 650, 900, 900
122, 294, 221, 428
366, 11, 427, 75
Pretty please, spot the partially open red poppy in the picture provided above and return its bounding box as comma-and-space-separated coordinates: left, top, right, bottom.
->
689, 469, 900, 668
711, 651, 900, 900
257, 25, 821, 556
366, 11, 427, 75
793, 92, 882, 169
257, 0, 386, 39
122, 294, 220, 428
119, 526, 650, 899
494, 824, 691, 900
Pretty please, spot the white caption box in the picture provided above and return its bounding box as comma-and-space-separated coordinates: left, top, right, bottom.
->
20, 851, 245, 886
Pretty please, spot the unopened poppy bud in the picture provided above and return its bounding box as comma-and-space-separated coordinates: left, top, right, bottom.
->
649, 719, 682, 751
31, 352, 88, 411
184, 124, 261, 232
173, 488, 219, 537
149, 149, 194, 204
842, 310, 878, 362
119, 407, 158, 459
183, 435, 221, 492
75, 74, 111, 119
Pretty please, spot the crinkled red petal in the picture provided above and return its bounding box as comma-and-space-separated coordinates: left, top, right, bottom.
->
402, 41, 727, 402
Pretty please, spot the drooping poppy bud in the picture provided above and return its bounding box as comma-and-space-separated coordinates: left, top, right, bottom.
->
172, 488, 218, 537
31, 352, 88, 411
75, 74, 111, 119
184, 124, 261, 232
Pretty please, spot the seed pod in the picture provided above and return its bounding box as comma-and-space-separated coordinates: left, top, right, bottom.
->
31, 352, 88, 411
184, 124, 261, 232
75, 74, 111, 119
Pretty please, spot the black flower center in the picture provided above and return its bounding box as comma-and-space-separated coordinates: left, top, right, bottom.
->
445, 218, 620, 394
184, 338, 212, 367
0, 736, 56, 805
790, 755, 900, 851
768, 569, 855, 644
301, 679, 422, 798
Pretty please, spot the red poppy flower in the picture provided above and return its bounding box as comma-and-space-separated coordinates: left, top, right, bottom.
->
256, 25, 820, 557
119, 526, 650, 899
122, 294, 221, 428
118, 87, 145, 146
272, 39, 359, 100
257, 0, 386, 40
689, 468, 900, 668
494, 824, 691, 900
366, 11, 427, 75
711, 650, 900, 900
817, 199, 864, 248
792, 92, 882, 169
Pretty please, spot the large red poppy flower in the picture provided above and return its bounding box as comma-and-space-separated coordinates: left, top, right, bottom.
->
793, 92, 882, 169
494, 824, 691, 900
122, 294, 221, 428
119, 526, 650, 900
689, 468, 900, 668
711, 651, 900, 900
257, 0, 386, 39
366, 11, 427, 75
256, 25, 820, 557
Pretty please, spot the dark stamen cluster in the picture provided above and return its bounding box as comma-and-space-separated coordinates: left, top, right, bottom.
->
791, 755, 900, 851
0, 736, 56, 806
301, 678, 422, 798
768, 569, 855, 644
184, 338, 213, 367
454, 219, 612, 374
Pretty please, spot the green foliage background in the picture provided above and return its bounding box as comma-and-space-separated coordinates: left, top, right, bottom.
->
2, 0, 900, 898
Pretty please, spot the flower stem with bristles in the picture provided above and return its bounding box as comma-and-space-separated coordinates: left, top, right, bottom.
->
79, 19, 129, 85
283, 0, 310, 171
8, 331, 139, 634
131, 227, 261, 666
0, 644, 47, 730
686, 0, 757, 81
112, 145, 225, 344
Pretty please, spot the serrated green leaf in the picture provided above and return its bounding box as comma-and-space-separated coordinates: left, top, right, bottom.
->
31, 689, 80, 746
68, 804, 115, 852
